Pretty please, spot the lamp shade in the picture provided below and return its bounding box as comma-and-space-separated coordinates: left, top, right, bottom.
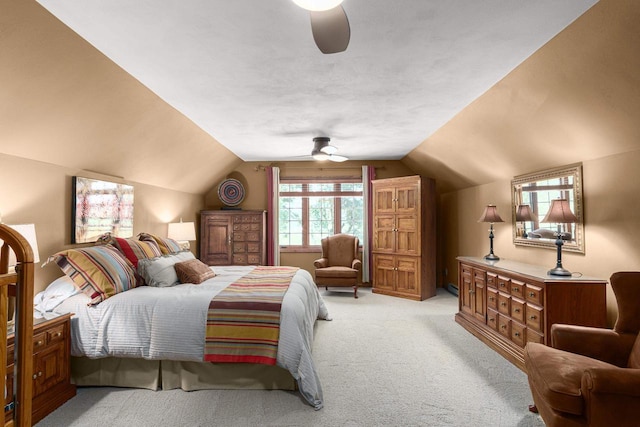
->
167, 221, 196, 241
515, 204, 536, 222
478, 205, 504, 223
541, 199, 578, 224
292, 0, 343, 11
3, 224, 40, 265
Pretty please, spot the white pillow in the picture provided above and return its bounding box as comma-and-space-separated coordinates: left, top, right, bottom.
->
137, 251, 196, 287
34, 275, 80, 315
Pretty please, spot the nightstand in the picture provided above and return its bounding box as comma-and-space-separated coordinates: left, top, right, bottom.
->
5, 313, 76, 424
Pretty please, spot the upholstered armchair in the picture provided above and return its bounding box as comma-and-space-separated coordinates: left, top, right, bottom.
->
313, 234, 361, 298
524, 271, 640, 427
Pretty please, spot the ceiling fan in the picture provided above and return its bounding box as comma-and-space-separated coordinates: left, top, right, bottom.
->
292, 0, 350, 54
311, 136, 348, 162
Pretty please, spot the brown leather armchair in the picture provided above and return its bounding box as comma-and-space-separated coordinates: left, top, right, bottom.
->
313, 234, 361, 298
524, 271, 640, 427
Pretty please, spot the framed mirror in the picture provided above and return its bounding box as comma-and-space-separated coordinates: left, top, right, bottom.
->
511, 163, 584, 253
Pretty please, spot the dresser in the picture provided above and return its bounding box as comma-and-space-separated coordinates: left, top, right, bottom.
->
455, 256, 607, 371
200, 210, 267, 266
5, 313, 76, 424
371, 175, 436, 301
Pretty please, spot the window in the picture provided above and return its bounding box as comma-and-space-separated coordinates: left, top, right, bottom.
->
279, 178, 363, 250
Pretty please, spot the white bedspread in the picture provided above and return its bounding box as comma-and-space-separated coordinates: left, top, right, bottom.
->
53, 266, 329, 409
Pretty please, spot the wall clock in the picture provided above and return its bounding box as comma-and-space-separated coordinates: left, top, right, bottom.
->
217, 178, 245, 207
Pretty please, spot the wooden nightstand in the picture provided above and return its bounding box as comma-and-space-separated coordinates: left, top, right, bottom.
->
5, 313, 76, 424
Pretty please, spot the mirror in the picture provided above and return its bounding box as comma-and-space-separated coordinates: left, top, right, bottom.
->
511, 163, 584, 253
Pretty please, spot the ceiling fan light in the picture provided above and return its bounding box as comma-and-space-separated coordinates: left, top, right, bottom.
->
312, 150, 330, 161
320, 144, 337, 155
292, 0, 343, 12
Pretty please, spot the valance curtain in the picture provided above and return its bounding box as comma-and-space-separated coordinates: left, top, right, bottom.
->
361, 165, 375, 283
266, 166, 280, 266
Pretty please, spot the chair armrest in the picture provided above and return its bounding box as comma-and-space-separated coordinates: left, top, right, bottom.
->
583, 367, 640, 396
352, 259, 362, 271
582, 368, 640, 426
552, 324, 637, 367
314, 258, 328, 268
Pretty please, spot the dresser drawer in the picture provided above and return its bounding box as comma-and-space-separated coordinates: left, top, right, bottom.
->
526, 284, 544, 306
526, 329, 544, 345
486, 272, 498, 290
511, 298, 526, 323
487, 287, 498, 310
497, 276, 510, 293
498, 316, 511, 339
487, 309, 499, 332
497, 293, 511, 316
511, 321, 526, 348
526, 304, 544, 332
510, 280, 525, 299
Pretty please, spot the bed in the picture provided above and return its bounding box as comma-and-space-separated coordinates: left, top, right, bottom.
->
39, 246, 330, 409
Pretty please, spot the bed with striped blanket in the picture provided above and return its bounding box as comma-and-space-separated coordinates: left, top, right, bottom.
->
50, 265, 330, 409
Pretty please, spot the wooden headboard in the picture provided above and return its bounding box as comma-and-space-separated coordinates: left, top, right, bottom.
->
0, 224, 34, 427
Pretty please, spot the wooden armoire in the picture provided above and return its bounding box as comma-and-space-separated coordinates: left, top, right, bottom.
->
199, 210, 267, 266
371, 175, 436, 301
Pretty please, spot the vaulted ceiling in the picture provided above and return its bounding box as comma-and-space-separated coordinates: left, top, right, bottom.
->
35, 0, 596, 162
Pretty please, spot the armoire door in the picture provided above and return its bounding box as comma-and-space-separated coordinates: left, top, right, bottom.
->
200, 215, 233, 265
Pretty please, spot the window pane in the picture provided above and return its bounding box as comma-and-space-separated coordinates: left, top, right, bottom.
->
341, 183, 363, 192
308, 197, 334, 245
341, 196, 364, 241
279, 197, 303, 245
308, 183, 335, 192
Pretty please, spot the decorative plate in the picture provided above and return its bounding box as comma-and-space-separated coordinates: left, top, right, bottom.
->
217, 178, 245, 207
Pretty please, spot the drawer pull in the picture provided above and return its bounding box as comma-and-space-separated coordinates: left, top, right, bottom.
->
500, 283, 505, 287
53, 332, 62, 338
501, 325, 507, 329
500, 302, 507, 306
489, 297, 494, 301
513, 287, 519, 292
35, 340, 43, 346
514, 332, 521, 337
529, 292, 536, 297
514, 308, 520, 313
529, 315, 537, 320
489, 318, 495, 323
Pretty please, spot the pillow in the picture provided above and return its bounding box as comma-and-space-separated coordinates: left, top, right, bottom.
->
137, 251, 196, 287
138, 232, 183, 255
34, 275, 79, 315
51, 245, 139, 305
175, 259, 215, 284
96, 233, 162, 268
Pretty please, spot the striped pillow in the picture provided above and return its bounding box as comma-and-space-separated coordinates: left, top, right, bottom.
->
96, 233, 162, 268
52, 245, 139, 305
138, 233, 182, 255
112, 237, 162, 268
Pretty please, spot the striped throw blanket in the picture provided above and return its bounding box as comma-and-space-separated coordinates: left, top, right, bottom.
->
204, 266, 299, 365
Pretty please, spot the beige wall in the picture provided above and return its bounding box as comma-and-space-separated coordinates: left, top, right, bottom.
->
0, 153, 204, 293
440, 150, 640, 324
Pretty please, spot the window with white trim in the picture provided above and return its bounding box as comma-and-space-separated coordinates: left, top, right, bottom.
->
279, 178, 363, 251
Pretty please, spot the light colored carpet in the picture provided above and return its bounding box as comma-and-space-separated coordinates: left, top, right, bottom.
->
36, 288, 544, 427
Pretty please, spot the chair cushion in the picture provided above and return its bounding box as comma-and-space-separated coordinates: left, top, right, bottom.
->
525, 342, 617, 416
315, 266, 358, 279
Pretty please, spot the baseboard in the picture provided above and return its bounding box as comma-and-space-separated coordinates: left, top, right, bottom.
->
446, 283, 458, 296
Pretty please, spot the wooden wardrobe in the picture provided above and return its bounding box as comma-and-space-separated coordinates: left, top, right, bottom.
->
371, 175, 436, 301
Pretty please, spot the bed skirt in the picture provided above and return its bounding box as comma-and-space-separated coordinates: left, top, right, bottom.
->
71, 357, 296, 391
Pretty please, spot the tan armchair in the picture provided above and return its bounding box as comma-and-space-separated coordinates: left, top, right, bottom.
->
313, 234, 362, 298
524, 271, 640, 427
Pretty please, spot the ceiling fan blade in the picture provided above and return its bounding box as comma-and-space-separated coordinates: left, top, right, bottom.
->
310, 5, 350, 54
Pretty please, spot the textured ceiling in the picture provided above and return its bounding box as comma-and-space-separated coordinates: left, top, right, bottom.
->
36, 0, 597, 162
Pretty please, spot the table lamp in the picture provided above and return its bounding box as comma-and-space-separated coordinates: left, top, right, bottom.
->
541, 199, 578, 276
478, 205, 504, 261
